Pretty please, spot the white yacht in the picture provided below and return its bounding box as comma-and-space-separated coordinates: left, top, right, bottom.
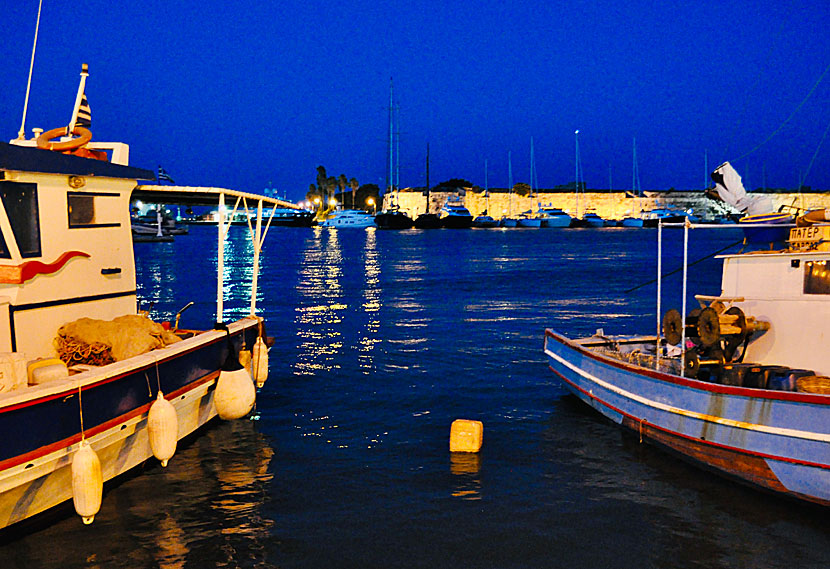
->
318, 209, 377, 228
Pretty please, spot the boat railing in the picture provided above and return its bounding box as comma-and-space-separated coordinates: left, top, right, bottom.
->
654, 219, 786, 377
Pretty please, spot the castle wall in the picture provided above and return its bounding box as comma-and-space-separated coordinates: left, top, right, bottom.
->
384, 190, 830, 221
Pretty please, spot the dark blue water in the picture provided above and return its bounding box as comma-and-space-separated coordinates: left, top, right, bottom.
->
3, 226, 829, 568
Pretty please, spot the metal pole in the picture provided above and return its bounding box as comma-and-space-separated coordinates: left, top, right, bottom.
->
68, 64, 89, 132
216, 193, 225, 324
17, 0, 43, 140
656, 220, 662, 370
575, 130, 580, 218
680, 220, 690, 377
250, 199, 263, 315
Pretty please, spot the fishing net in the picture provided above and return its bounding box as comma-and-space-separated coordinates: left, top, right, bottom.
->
55, 314, 182, 366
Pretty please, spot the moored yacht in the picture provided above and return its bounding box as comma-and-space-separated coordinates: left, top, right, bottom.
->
439, 198, 473, 228
318, 208, 377, 228
537, 206, 572, 227
472, 211, 499, 228
375, 206, 413, 229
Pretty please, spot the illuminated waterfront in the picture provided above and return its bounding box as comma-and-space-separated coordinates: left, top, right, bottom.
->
2, 225, 828, 568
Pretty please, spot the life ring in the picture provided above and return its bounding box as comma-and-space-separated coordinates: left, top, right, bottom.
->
36, 126, 92, 152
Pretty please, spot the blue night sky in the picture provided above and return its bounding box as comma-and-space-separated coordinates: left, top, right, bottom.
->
3, 1, 830, 202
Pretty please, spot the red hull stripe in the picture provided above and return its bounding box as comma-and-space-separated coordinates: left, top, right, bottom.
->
0, 333, 228, 415
0, 371, 219, 472
545, 329, 830, 405
549, 364, 830, 471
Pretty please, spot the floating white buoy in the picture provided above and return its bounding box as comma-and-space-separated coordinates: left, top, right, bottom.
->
214, 350, 256, 420
71, 440, 102, 524
251, 336, 269, 388
238, 348, 252, 374
148, 391, 178, 467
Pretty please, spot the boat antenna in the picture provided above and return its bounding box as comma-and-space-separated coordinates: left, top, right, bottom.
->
17, 0, 44, 140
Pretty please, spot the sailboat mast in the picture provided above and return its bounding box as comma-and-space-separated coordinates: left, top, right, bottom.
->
508, 151, 513, 216
484, 159, 489, 213
388, 78, 394, 207
395, 94, 400, 205
575, 130, 580, 217
530, 137, 535, 202
704, 148, 708, 189
425, 143, 430, 213
632, 136, 640, 196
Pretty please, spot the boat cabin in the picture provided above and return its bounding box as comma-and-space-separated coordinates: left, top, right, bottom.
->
0, 141, 153, 359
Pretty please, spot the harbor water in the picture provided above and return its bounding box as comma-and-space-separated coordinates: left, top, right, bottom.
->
2, 225, 829, 568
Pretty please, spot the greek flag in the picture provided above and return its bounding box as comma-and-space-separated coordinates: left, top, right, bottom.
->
157, 166, 175, 184
75, 93, 91, 129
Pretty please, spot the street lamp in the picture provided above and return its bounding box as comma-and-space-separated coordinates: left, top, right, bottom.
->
367, 197, 375, 215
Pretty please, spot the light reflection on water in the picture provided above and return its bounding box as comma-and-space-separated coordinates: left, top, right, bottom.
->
6, 226, 829, 568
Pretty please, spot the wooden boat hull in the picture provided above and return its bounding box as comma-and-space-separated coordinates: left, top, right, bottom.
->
543, 329, 830, 506
0, 318, 259, 530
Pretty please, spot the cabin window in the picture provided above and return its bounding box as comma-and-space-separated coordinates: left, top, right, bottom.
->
67, 192, 121, 228
0, 181, 41, 258
803, 260, 830, 295
68, 194, 95, 225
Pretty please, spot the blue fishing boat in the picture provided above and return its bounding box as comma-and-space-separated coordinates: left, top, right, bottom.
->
545, 218, 830, 506
0, 64, 287, 531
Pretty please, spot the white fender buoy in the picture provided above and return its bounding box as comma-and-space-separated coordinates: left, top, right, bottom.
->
71, 441, 103, 524
251, 336, 269, 389
148, 391, 178, 467
214, 357, 256, 420
238, 348, 252, 373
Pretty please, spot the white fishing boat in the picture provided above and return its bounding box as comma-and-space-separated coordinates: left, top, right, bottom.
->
0, 61, 289, 531
545, 214, 830, 506
319, 208, 377, 228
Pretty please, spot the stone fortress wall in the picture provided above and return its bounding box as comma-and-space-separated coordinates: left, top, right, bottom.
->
382, 188, 830, 221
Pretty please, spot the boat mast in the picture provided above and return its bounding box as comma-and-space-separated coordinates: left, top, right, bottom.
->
387, 77, 394, 209
632, 136, 641, 196
508, 151, 513, 217
17, 0, 43, 140
530, 137, 537, 209
425, 143, 430, 213
575, 130, 580, 217
484, 159, 489, 213
704, 148, 708, 189
395, 89, 400, 207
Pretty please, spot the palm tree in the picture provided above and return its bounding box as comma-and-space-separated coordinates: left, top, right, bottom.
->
326, 177, 337, 206
338, 174, 347, 204
316, 166, 327, 201
350, 178, 359, 209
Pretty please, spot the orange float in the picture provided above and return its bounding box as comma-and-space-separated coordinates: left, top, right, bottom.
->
36, 126, 92, 152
